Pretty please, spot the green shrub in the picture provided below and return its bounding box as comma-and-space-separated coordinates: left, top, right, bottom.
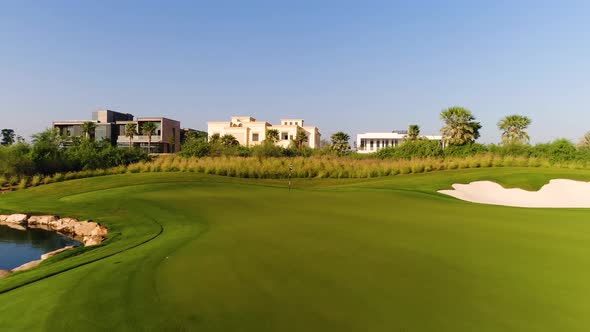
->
375, 140, 443, 160
444, 143, 488, 158
532, 139, 578, 163
488, 143, 532, 157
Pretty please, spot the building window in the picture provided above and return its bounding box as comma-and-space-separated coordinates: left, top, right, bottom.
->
282, 132, 289, 140
295, 122, 298, 125
289, 122, 293, 125
252, 133, 259, 142
284, 122, 287, 125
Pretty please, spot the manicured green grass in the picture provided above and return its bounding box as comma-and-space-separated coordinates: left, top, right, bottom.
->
1, 168, 590, 331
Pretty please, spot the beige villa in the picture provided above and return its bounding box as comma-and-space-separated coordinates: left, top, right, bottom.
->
207, 116, 321, 148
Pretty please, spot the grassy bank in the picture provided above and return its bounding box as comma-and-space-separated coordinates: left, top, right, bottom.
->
1, 168, 590, 330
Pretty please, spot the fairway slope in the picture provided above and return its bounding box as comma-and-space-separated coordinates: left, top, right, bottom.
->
1, 169, 590, 331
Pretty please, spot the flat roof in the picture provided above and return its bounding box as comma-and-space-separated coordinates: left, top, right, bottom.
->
357, 132, 442, 139
53, 120, 95, 125
137, 117, 179, 122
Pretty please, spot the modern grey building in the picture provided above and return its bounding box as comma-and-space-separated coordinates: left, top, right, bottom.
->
53, 110, 181, 153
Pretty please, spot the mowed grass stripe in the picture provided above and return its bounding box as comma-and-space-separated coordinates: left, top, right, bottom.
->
0, 169, 590, 331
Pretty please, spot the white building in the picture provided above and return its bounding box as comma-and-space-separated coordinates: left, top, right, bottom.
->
207, 116, 321, 148
356, 131, 442, 153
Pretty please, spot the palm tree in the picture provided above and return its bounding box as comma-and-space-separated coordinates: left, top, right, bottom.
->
330, 131, 350, 155
440, 106, 481, 146
578, 132, 590, 148
407, 124, 420, 140
81, 121, 96, 140
497, 115, 531, 145
293, 128, 308, 151
125, 123, 138, 150
209, 133, 221, 144
141, 122, 157, 154
220, 134, 239, 147
265, 129, 280, 144
1, 128, 15, 145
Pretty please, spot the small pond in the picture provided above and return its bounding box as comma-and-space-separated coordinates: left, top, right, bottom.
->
0, 224, 81, 270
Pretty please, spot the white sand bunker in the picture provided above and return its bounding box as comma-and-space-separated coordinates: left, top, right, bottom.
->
438, 179, 590, 208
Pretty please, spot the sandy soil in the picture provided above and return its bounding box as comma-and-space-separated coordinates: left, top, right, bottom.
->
438, 179, 590, 208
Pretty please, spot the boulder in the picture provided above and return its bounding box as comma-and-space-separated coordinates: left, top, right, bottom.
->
28, 215, 58, 226
74, 221, 100, 236
90, 224, 108, 237
3, 213, 108, 250
0, 212, 109, 274
12, 259, 42, 272
6, 214, 28, 225
41, 246, 74, 260
45, 218, 107, 246
49, 218, 78, 233
83, 236, 102, 246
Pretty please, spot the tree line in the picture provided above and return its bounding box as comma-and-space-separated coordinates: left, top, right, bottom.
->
180, 128, 352, 158
0, 128, 147, 183
403, 106, 531, 146
3, 105, 590, 184
375, 106, 590, 162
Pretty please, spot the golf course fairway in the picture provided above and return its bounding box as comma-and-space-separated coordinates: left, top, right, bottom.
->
1, 167, 590, 331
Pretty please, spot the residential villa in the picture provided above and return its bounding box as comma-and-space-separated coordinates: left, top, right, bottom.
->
356, 130, 442, 153
53, 110, 181, 153
180, 128, 208, 144
207, 116, 321, 148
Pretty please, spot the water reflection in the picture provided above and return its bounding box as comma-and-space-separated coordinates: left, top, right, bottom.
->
0, 224, 81, 270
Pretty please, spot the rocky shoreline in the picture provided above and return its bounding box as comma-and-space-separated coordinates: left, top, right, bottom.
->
0, 214, 108, 278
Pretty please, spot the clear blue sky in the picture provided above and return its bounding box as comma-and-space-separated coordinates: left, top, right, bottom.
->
2, 0, 590, 143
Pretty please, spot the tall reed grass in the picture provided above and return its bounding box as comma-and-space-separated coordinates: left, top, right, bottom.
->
116, 154, 580, 179
5, 153, 590, 192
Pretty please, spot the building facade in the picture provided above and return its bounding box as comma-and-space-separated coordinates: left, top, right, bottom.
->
356, 130, 442, 153
207, 116, 321, 148
53, 110, 181, 153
